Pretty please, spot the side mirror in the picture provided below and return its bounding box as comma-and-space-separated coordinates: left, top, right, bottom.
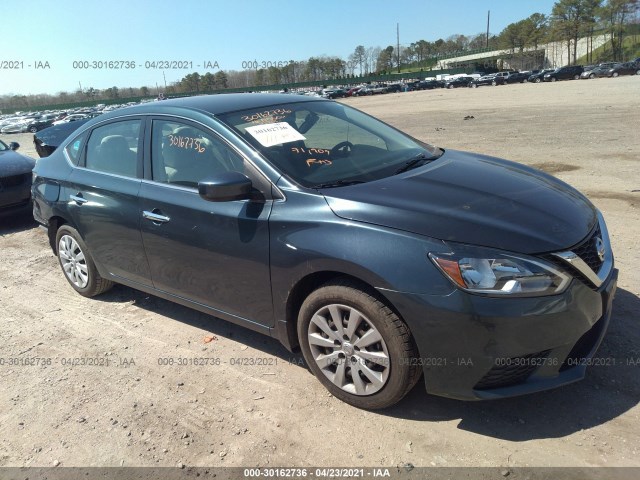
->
198, 171, 253, 202
9, 142, 20, 151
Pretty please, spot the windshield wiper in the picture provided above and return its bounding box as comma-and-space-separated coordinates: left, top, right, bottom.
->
394, 153, 433, 175
312, 180, 365, 189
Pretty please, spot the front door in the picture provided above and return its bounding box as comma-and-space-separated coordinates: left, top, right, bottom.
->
139, 118, 274, 327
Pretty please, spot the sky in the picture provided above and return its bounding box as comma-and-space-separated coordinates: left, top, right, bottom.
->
0, 0, 558, 96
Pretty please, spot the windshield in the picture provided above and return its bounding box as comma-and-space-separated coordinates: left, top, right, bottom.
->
217, 100, 442, 188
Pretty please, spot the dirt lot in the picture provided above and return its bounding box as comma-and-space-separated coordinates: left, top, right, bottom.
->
1, 77, 639, 469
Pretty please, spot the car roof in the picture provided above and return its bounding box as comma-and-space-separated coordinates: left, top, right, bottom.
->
117, 93, 326, 117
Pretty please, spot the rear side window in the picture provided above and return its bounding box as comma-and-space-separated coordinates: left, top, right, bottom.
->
85, 120, 141, 177
65, 132, 87, 165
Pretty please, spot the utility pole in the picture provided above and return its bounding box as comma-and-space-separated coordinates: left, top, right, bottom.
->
397, 23, 401, 73
486, 11, 490, 49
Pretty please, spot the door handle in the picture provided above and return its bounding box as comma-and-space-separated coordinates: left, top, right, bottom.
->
143, 210, 170, 224
70, 193, 88, 205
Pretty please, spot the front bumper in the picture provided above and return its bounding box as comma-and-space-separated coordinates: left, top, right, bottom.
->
381, 267, 618, 400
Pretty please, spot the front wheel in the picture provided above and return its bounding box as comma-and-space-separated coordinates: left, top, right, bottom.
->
551, 77, 557, 82
297, 279, 420, 409
589, 73, 595, 79
535, 78, 541, 83
612, 72, 619, 77
29, 126, 38, 133
56, 225, 114, 297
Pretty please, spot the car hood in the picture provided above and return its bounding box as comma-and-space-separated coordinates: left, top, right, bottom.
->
321, 150, 596, 254
0, 150, 36, 175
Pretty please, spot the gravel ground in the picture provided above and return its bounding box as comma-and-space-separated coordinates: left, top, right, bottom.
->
0, 76, 639, 469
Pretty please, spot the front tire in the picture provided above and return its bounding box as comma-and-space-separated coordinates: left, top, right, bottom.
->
56, 225, 114, 297
297, 279, 420, 409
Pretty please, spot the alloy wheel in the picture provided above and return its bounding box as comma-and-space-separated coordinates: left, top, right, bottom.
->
58, 235, 89, 288
307, 304, 390, 396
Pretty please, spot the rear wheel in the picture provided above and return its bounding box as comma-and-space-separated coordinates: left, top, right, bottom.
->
297, 279, 420, 409
29, 126, 38, 133
471, 83, 478, 88
573, 74, 580, 80
491, 80, 497, 86
56, 225, 114, 297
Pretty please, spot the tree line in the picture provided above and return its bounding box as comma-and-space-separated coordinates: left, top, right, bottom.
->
1, 0, 637, 111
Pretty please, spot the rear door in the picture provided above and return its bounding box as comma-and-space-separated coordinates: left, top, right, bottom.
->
138, 117, 274, 327
65, 117, 152, 286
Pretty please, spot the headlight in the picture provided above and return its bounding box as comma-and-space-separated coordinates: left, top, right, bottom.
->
429, 245, 571, 297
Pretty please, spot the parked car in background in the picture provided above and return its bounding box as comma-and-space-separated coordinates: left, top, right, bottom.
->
322, 88, 347, 99
386, 83, 403, 93
31, 93, 617, 409
607, 62, 640, 77
356, 84, 387, 96
26, 114, 57, 133
582, 63, 617, 78
417, 79, 445, 89
505, 72, 530, 84
445, 76, 474, 89
1, 120, 31, 134
544, 65, 584, 82
346, 86, 362, 97
33, 119, 91, 157
52, 114, 89, 126
528, 69, 555, 83
469, 74, 505, 88
0, 139, 36, 216
493, 71, 515, 81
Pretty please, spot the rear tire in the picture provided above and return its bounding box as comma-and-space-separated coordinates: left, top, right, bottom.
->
56, 225, 114, 297
297, 279, 420, 409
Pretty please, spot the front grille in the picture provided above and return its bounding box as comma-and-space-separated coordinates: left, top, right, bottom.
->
474, 350, 551, 390
0, 173, 31, 189
572, 223, 604, 274
560, 317, 606, 372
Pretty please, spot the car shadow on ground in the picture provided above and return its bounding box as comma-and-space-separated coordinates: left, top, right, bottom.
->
95, 283, 297, 361
0, 209, 37, 235
94, 282, 639, 441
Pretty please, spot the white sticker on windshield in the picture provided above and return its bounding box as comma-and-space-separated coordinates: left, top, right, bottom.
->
245, 122, 306, 147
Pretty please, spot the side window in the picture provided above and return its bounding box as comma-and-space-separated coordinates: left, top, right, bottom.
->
151, 120, 244, 188
65, 131, 87, 165
85, 120, 140, 177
